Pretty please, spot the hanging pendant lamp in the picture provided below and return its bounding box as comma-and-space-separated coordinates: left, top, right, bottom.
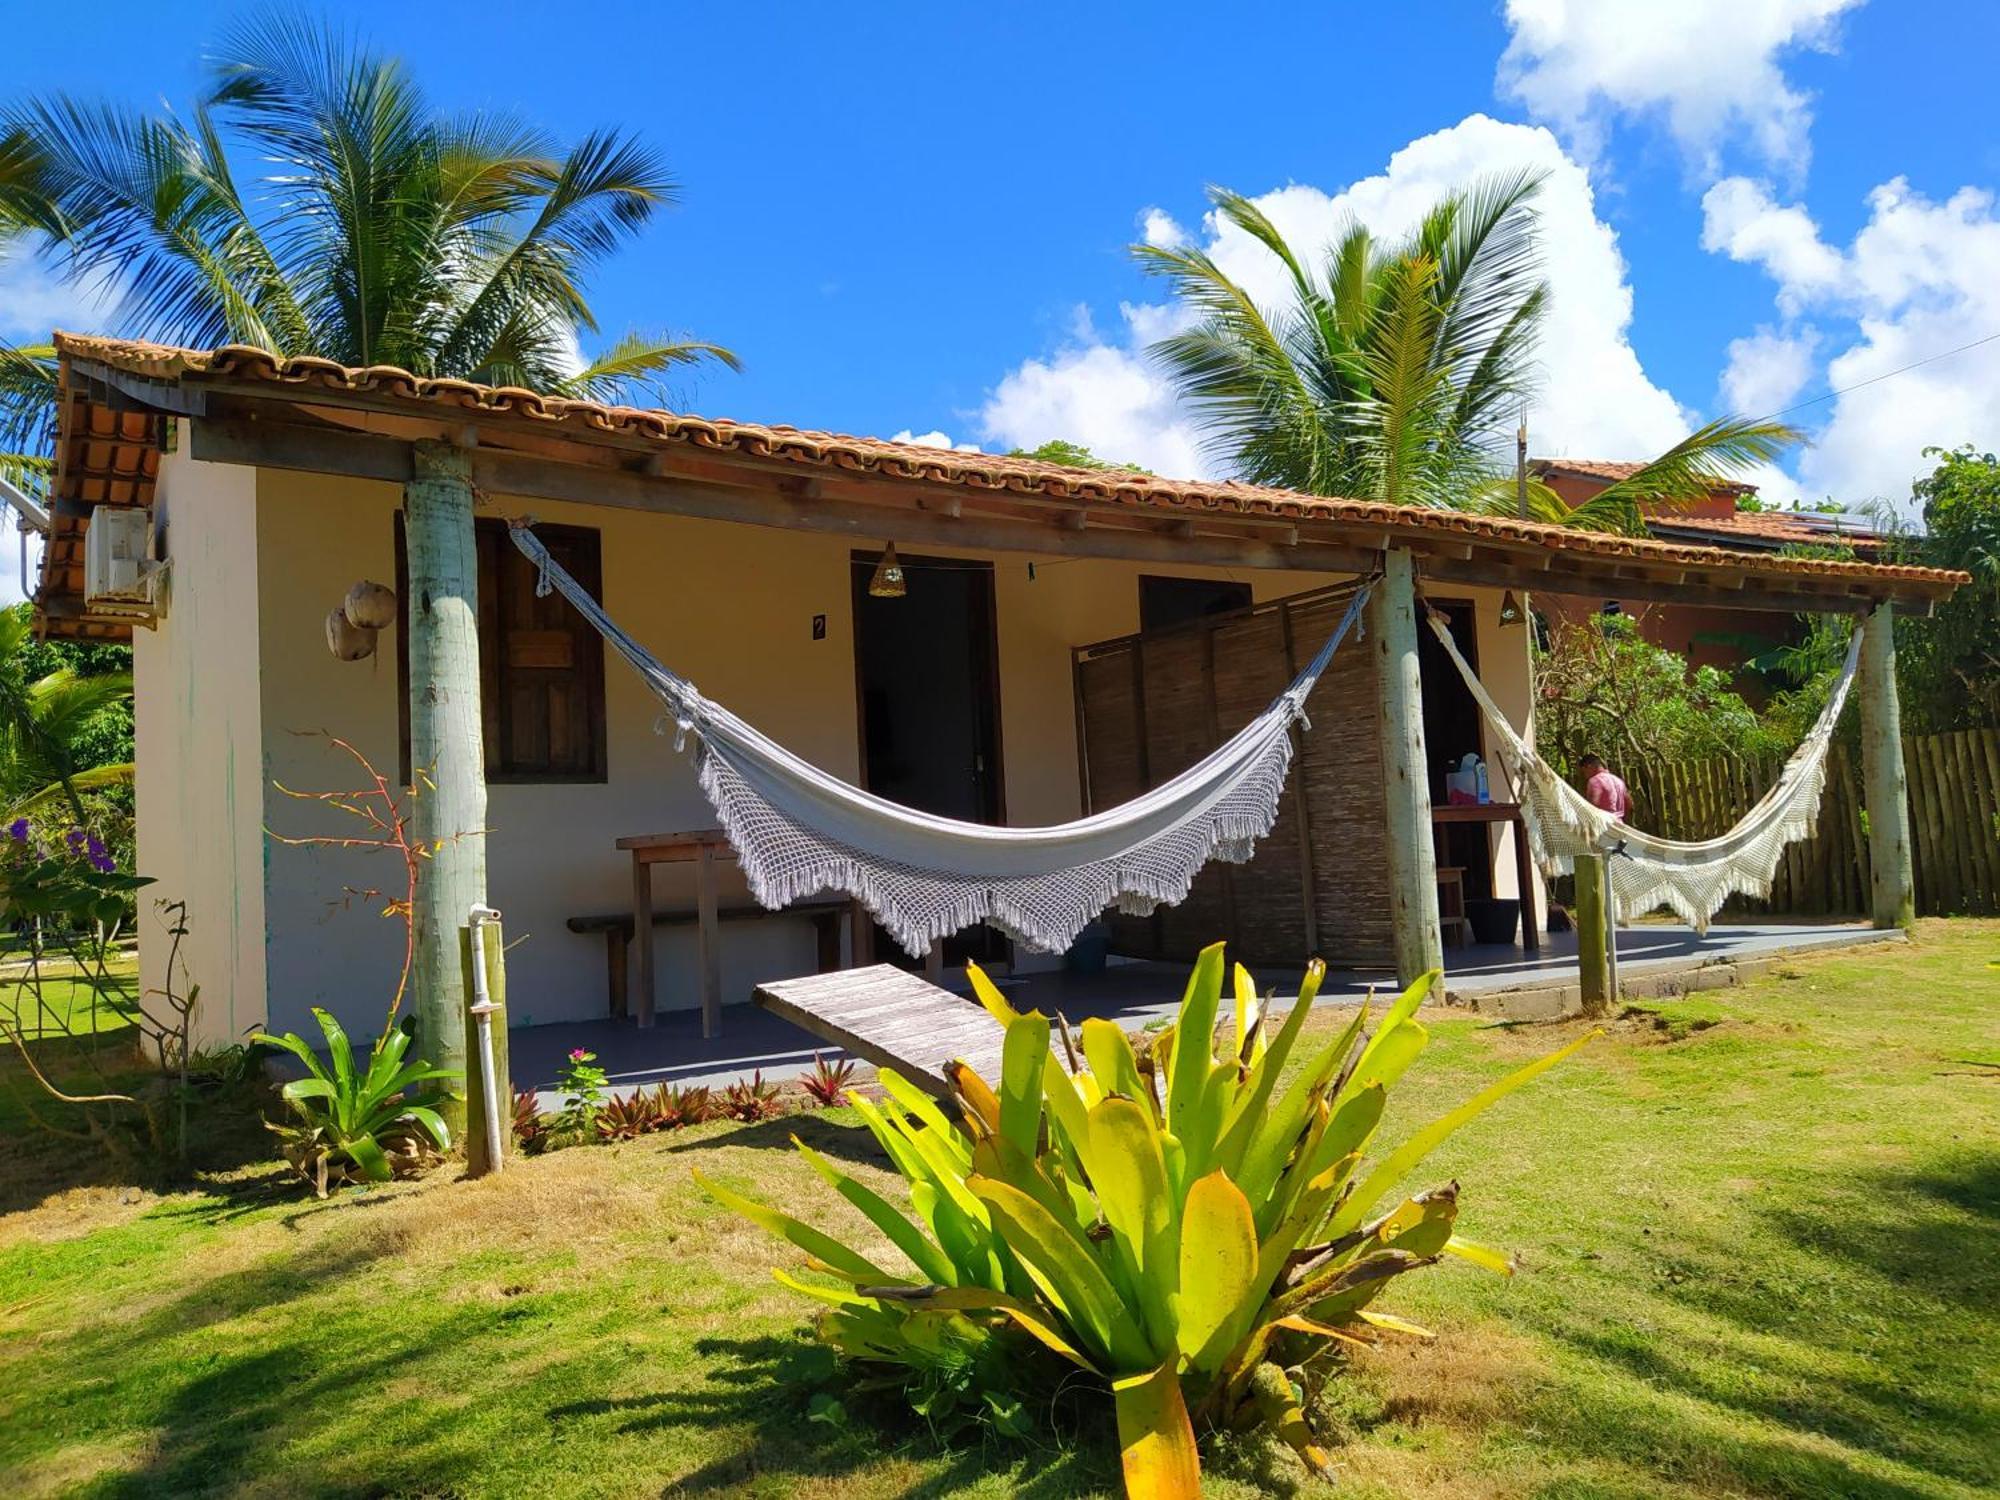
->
1498, 589, 1524, 627
868, 543, 907, 598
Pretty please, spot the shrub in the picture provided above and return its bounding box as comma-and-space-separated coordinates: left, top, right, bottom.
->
512, 1087, 547, 1152
701, 944, 1594, 1496
552, 1047, 608, 1136
721, 1070, 784, 1122
799, 1051, 857, 1108
652, 1082, 714, 1128
254, 1008, 456, 1196
596, 1089, 665, 1141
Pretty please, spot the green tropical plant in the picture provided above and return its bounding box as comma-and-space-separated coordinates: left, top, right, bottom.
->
596, 1088, 667, 1141
701, 944, 1595, 1495
0, 12, 735, 457
800, 1051, 857, 1107
651, 1081, 715, 1128
254, 1008, 456, 1195
721, 1069, 786, 1122
1134, 176, 1796, 530
0, 606, 131, 822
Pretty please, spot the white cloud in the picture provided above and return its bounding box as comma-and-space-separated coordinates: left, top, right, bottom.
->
0, 533, 42, 608
1702, 174, 2000, 510
0, 246, 115, 342
1138, 208, 1186, 249
889, 428, 982, 453
1497, 0, 1861, 175
979, 115, 1696, 482
1701, 177, 1843, 306
1720, 325, 1818, 416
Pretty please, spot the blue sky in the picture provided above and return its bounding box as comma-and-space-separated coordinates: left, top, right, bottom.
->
5, 0, 1999, 518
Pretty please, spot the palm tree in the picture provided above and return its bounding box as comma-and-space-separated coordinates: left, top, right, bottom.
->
1134, 175, 1796, 531
0, 607, 130, 822
0, 13, 733, 433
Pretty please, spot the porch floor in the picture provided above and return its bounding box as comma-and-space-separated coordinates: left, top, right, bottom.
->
512, 919, 1891, 1100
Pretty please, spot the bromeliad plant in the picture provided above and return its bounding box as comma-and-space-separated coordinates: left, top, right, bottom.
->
700, 943, 1595, 1496
256, 1009, 456, 1196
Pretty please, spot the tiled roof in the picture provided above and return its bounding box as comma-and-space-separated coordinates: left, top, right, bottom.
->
1648, 510, 1889, 554
48, 334, 1967, 598
1533, 457, 1757, 496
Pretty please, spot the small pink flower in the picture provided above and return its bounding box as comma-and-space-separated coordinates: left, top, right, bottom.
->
569, 1048, 587, 1061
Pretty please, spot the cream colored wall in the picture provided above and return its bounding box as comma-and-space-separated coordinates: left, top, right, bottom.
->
1467, 591, 1543, 911
218, 468, 1544, 1037
133, 440, 268, 1049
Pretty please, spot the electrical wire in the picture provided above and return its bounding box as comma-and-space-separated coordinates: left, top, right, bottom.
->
1756, 328, 2000, 424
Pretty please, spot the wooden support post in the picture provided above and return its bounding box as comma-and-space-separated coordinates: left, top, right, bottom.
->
459, 918, 509, 1178
631, 855, 656, 1027
1369, 548, 1444, 985
697, 842, 723, 1038
1573, 853, 1610, 1016
1859, 603, 1916, 929
405, 441, 487, 1128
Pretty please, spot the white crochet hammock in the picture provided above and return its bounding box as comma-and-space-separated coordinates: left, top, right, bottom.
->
512, 525, 1374, 957
1424, 610, 1861, 932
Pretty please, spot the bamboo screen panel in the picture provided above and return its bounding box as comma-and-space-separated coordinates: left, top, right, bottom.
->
1072, 584, 1393, 967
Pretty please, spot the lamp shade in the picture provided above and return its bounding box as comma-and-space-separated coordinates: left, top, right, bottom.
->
1498, 589, 1524, 627
868, 543, 907, 598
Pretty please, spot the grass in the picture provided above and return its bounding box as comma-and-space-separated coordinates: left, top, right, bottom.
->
1, 922, 1995, 1498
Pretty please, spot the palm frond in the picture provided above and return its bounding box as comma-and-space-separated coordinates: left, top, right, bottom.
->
550, 332, 740, 404
1590, 417, 1804, 514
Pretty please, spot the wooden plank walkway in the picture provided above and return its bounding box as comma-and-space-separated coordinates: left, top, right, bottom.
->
754, 964, 1016, 1099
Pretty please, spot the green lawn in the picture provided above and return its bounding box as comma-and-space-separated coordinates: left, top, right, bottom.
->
1, 923, 1995, 1498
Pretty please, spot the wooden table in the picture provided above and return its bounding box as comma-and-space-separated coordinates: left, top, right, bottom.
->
617, 829, 733, 1036
1431, 802, 1540, 952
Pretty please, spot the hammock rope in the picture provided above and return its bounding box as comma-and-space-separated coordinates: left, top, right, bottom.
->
511, 523, 1375, 956
1424, 610, 1862, 932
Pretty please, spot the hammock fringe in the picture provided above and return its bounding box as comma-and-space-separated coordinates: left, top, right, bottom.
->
1426, 611, 1861, 934
511, 522, 1372, 956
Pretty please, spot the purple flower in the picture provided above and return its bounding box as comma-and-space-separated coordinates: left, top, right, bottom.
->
569, 1047, 588, 1062
90, 854, 116, 874
6, 819, 27, 843
64, 828, 87, 853
86, 833, 106, 860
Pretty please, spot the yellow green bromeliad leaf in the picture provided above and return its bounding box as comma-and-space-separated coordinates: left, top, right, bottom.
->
1086, 1095, 1177, 1351
1331, 1026, 1602, 1235
791, 1136, 960, 1288
967, 1173, 1152, 1371
1445, 1234, 1516, 1274
909, 1285, 1099, 1371
1177, 1169, 1259, 1375
1232, 962, 1260, 1063
693, 1170, 905, 1286
1213, 959, 1324, 1176
1113, 1359, 1202, 1500
1165, 942, 1226, 1135
1081, 1016, 1148, 1106
997, 1010, 1051, 1161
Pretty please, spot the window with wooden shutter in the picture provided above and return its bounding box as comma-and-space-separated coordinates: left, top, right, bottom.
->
396, 517, 608, 784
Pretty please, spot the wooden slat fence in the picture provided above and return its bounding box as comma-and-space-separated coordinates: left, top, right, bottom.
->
1624, 726, 2000, 917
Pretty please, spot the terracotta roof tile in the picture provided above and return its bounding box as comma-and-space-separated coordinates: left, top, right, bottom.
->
48, 333, 1967, 594
1533, 456, 1757, 496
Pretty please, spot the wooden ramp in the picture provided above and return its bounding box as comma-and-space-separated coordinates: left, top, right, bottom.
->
754, 964, 1011, 1099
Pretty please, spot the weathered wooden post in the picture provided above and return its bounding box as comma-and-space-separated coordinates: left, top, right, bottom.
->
1370, 548, 1444, 985
405, 440, 488, 1130
1573, 852, 1610, 1016
1859, 602, 1916, 929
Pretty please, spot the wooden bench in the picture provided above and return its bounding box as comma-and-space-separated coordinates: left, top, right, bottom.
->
568, 901, 849, 1020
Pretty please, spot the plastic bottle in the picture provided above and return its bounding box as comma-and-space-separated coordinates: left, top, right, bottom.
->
1475, 758, 1490, 804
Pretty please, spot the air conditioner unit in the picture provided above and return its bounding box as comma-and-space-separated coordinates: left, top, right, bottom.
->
84, 507, 160, 619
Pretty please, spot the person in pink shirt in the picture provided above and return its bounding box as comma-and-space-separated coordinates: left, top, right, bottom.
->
1578, 752, 1632, 820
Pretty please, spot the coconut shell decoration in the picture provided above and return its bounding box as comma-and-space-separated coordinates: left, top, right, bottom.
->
326, 604, 376, 661
344, 579, 398, 631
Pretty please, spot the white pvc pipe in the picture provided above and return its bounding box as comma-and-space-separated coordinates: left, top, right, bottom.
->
467, 903, 505, 1174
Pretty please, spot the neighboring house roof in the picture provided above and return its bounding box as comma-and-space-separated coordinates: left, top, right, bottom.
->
1531, 457, 1758, 497
37, 334, 1969, 639
1647, 509, 1891, 556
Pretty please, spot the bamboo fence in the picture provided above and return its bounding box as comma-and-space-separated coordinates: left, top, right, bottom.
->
1625, 727, 2000, 917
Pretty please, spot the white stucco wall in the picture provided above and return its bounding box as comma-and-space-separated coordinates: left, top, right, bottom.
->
133, 440, 268, 1049
137, 459, 1541, 1040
